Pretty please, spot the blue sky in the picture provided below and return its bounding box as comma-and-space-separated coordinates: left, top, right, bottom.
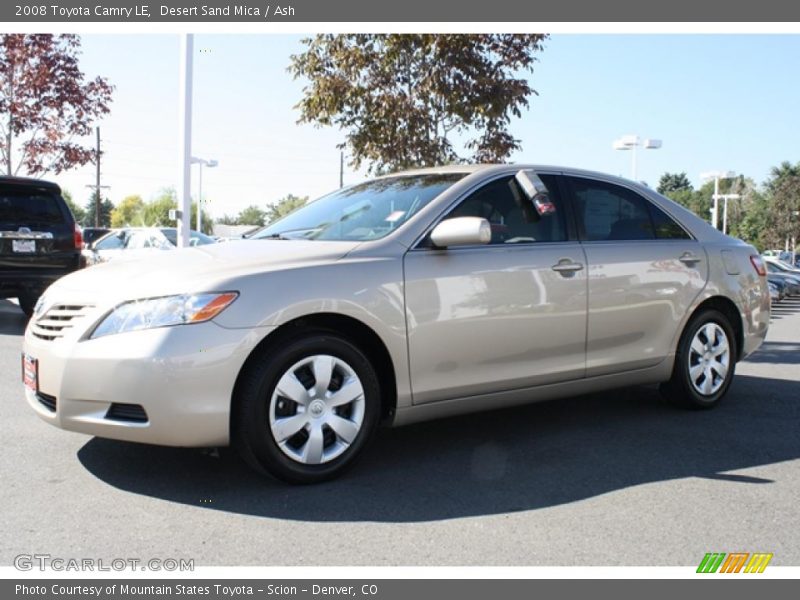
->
50, 34, 800, 218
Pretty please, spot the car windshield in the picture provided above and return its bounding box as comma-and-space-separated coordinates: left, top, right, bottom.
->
160, 228, 216, 247
252, 173, 466, 242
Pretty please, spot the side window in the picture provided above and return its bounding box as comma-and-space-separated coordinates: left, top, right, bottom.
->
649, 204, 691, 240
444, 175, 567, 245
567, 177, 655, 241
95, 233, 124, 250
126, 232, 150, 249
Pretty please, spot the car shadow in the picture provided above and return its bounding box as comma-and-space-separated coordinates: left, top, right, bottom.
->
0, 299, 27, 335
78, 366, 800, 523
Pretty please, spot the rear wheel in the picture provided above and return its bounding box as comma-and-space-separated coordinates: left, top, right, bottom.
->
234, 331, 381, 484
660, 309, 736, 409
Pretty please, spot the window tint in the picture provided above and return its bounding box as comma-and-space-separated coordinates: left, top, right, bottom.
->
444, 174, 567, 244
568, 177, 655, 241
0, 189, 65, 226
649, 204, 691, 240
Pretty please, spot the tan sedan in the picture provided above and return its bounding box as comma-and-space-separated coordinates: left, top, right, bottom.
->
22, 165, 770, 483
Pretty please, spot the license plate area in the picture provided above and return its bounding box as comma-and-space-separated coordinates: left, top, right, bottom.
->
22, 354, 38, 392
12, 240, 36, 253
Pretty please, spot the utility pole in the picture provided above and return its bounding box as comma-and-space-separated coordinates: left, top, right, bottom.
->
177, 34, 194, 248
339, 150, 344, 188
85, 126, 109, 227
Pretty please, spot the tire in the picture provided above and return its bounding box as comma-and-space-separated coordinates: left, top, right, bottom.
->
234, 331, 381, 484
18, 292, 39, 318
660, 309, 737, 409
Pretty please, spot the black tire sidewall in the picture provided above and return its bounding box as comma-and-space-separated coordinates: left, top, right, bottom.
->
672, 309, 737, 408
236, 332, 381, 484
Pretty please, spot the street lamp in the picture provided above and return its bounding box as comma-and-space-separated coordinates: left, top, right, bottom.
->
700, 170, 736, 230
612, 134, 662, 181
191, 156, 218, 233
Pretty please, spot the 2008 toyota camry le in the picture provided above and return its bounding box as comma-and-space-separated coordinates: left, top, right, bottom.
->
22, 165, 770, 483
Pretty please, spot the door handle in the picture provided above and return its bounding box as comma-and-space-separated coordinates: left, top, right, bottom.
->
679, 252, 703, 265
551, 261, 584, 273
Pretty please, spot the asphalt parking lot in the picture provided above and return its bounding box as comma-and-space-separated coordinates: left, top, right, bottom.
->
2, 297, 799, 567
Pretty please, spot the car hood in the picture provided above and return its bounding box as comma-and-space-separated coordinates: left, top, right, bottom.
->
48, 239, 361, 303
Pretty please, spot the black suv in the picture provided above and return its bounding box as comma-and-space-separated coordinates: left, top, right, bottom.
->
0, 177, 83, 317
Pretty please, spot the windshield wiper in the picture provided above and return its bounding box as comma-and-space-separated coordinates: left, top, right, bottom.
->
261, 233, 291, 240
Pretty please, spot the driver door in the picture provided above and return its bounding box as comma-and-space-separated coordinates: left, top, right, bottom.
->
403, 173, 588, 405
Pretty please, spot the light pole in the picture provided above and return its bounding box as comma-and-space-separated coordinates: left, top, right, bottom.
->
612, 134, 662, 181
191, 157, 218, 233
701, 171, 736, 230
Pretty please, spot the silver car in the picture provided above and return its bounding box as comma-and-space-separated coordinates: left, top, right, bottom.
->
22, 165, 770, 483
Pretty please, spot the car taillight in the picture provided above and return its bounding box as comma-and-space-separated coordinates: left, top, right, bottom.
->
74, 224, 84, 250
750, 255, 766, 277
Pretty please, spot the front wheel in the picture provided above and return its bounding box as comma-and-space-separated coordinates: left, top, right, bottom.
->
660, 309, 737, 409
234, 332, 381, 484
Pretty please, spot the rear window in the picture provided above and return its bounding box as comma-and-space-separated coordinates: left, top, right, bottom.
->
0, 188, 66, 226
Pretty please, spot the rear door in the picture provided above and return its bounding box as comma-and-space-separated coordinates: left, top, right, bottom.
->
0, 184, 77, 272
564, 175, 708, 376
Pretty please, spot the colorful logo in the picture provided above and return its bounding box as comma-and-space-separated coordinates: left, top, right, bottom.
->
697, 552, 773, 573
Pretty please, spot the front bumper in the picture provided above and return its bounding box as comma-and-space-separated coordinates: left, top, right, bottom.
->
23, 319, 272, 447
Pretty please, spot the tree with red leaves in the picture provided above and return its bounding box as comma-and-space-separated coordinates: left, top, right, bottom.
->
0, 34, 113, 177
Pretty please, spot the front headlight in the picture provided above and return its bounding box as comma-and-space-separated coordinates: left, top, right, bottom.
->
90, 292, 238, 339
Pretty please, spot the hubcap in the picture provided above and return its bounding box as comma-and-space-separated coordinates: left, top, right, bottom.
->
688, 323, 730, 396
269, 354, 365, 465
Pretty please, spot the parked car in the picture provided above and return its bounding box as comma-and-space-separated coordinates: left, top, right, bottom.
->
1, 176, 83, 316
22, 165, 770, 483
768, 281, 782, 303
764, 256, 800, 276
764, 262, 800, 295
85, 227, 215, 265
767, 275, 789, 300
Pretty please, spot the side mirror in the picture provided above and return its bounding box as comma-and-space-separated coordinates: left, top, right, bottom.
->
430, 217, 491, 248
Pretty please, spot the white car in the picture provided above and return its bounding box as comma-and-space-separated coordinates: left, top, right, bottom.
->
86, 227, 215, 265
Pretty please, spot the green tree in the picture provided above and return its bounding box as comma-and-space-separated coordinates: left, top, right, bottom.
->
657, 172, 692, 195
236, 205, 266, 226
737, 192, 771, 250
190, 201, 214, 234
290, 34, 548, 173
61, 189, 85, 224
215, 214, 238, 226
764, 162, 800, 249
110, 194, 145, 228
141, 189, 176, 227
662, 188, 707, 219
82, 190, 113, 227
265, 194, 308, 223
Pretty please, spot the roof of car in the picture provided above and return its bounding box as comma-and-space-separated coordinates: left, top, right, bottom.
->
0, 175, 61, 191
382, 163, 644, 186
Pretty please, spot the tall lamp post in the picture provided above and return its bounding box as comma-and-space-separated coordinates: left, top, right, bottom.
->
612, 134, 662, 180
701, 170, 736, 230
191, 157, 218, 233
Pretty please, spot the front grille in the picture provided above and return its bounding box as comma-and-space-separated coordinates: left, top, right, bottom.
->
105, 403, 148, 423
30, 304, 94, 341
36, 392, 57, 412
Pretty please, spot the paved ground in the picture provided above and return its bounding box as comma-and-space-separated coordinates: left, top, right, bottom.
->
2, 296, 799, 567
